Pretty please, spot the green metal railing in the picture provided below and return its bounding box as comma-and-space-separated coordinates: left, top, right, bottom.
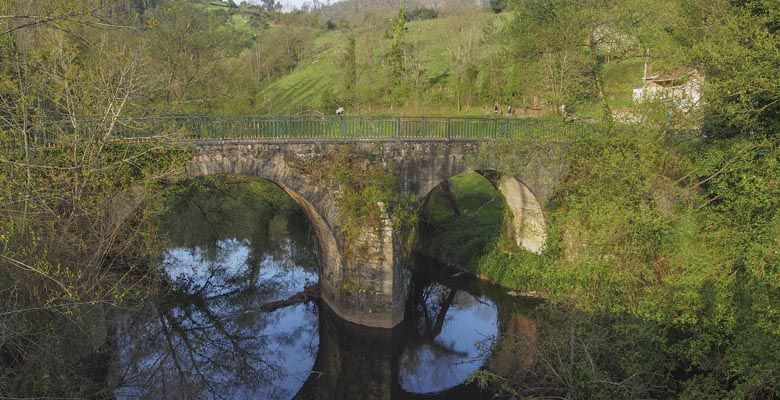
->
1, 115, 593, 149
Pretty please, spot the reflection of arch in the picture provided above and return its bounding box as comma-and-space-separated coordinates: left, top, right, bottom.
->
424, 170, 547, 254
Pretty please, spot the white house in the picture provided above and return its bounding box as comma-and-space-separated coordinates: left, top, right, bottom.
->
633, 71, 703, 111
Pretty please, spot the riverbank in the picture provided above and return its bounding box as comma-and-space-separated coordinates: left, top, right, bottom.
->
417, 171, 545, 291
418, 128, 780, 398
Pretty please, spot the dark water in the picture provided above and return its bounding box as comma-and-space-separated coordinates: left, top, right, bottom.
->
110, 183, 530, 399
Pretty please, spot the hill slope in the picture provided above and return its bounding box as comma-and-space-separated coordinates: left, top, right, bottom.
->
253, 10, 644, 116
255, 12, 501, 115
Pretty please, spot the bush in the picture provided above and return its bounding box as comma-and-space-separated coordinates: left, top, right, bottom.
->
405, 7, 438, 21
488, 0, 507, 13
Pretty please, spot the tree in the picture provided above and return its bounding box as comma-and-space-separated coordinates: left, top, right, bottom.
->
446, 10, 482, 110
384, 8, 412, 104
260, 0, 282, 13
503, 0, 594, 114
385, 8, 408, 79
342, 31, 358, 94
503, 0, 658, 120
690, 1, 780, 137
0, 1, 191, 396
145, 2, 244, 109
253, 19, 312, 81
488, 0, 507, 13
406, 7, 438, 21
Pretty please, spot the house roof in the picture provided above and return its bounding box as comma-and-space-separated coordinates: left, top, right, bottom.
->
643, 69, 700, 83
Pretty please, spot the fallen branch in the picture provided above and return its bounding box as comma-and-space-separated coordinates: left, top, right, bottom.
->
258, 283, 320, 313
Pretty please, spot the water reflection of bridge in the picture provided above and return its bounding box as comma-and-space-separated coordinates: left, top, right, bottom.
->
297, 261, 505, 400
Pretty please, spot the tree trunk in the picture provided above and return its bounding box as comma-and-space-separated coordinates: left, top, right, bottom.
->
440, 179, 461, 216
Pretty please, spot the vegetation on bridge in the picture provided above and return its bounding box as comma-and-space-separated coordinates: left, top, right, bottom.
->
292, 145, 418, 267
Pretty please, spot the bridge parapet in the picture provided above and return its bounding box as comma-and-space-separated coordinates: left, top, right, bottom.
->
2, 115, 589, 149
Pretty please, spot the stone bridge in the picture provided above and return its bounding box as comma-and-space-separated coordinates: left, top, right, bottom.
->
186, 139, 566, 328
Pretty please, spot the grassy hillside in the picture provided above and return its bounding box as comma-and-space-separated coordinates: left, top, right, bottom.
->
256, 31, 344, 113
255, 13, 503, 115
186, 0, 647, 117
253, 10, 646, 117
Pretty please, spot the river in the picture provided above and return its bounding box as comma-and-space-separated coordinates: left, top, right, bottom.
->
108, 179, 541, 399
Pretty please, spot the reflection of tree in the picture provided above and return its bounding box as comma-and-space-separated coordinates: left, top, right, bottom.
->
399, 277, 499, 395
420, 286, 459, 345
412, 283, 466, 357
116, 259, 319, 399
116, 197, 320, 400
161, 177, 319, 276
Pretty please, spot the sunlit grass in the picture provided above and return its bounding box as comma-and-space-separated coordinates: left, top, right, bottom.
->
421, 171, 504, 269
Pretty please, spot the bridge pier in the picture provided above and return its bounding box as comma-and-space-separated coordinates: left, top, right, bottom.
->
316, 201, 411, 329
276, 184, 411, 328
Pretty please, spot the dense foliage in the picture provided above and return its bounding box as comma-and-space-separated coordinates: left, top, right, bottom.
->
1, 0, 778, 398
405, 7, 438, 21
417, 1, 779, 398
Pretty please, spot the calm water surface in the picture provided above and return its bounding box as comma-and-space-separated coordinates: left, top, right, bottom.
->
110, 183, 524, 399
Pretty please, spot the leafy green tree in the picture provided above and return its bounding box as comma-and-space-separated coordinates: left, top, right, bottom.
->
505, 0, 685, 120
145, 2, 245, 109
405, 7, 438, 21
503, 0, 597, 115
385, 8, 408, 79
691, 1, 780, 138
342, 31, 358, 95
384, 8, 412, 104
488, 0, 507, 13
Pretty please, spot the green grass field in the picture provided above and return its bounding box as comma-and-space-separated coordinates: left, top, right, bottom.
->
420, 171, 505, 269
256, 31, 343, 113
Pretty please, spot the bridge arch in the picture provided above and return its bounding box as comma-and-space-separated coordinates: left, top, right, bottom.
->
422, 170, 547, 254
185, 155, 353, 324
271, 182, 342, 291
